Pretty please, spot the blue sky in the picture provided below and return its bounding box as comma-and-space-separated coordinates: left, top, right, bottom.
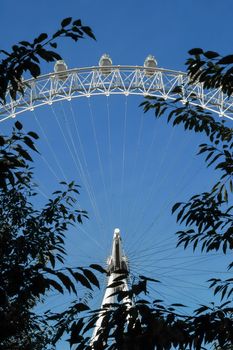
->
1, 1, 233, 348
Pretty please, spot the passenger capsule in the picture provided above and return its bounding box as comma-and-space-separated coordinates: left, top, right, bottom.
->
54, 60, 68, 80
99, 54, 112, 75
144, 55, 157, 76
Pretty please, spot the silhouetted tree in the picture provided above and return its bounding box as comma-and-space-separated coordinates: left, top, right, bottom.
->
0, 18, 101, 350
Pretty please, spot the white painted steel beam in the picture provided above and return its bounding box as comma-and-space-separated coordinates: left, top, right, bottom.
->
1, 65, 233, 121
91, 228, 130, 344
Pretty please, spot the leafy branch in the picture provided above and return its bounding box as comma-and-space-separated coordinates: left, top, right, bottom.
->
0, 17, 96, 102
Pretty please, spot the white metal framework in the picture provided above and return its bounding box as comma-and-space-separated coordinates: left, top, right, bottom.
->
91, 228, 130, 344
1, 64, 233, 121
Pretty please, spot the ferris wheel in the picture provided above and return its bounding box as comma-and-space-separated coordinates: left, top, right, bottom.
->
1, 55, 231, 327
1, 53, 233, 121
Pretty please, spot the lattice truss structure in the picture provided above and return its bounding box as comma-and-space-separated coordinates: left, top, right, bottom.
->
1, 65, 233, 122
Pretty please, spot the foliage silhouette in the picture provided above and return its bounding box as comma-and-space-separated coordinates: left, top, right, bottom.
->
1, 17, 233, 349
0, 17, 95, 103
0, 17, 102, 350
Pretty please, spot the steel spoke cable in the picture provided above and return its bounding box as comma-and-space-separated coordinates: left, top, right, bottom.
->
130, 266, 208, 290
147, 282, 206, 306
106, 96, 114, 229
33, 111, 68, 181
145, 282, 202, 309
87, 99, 112, 242
59, 101, 103, 228
130, 251, 227, 271
119, 97, 128, 227
125, 117, 159, 242
58, 102, 109, 253
129, 270, 207, 294
130, 259, 229, 276
51, 104, 104, 235
131, 141, 212, 255
21, 124, 61, 199
48, 104, 107, 254
128, 246, 216, 263
68, 101, 102, 223
129, 127, 195, 251
132, 128, 203, 251
128, 244, 182, 262
124, 105, 144, 231
130, 160, 206, 255
155, 276, 210, 294
129, 251, 227, 266
126, 125, 176, 252
126, 234, 177, 259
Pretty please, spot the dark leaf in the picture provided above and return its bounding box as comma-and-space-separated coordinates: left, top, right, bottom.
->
81, 26, 96, 40
15, 121, 23, 130
57, 272, 76, 294
73, 19, 82, 26
80, 268, 100, 288
0, 136, 5, 146
35, 33, 48, 43
23, 136, 38, 152
27, 131, 39, 139
172, 202, 183, 214
61, 17, 72, 27
90, 264, 106, 274
72, 272, 93, 290
170, 303, 187, 307
73, 303, 90, 312
47, 278, 64, 294
17, 148, 33, 161
139, 275, 160, 283
218, 55, 233, 65
50, 42, 57, 49
203, 51, 219, 59
188, 48, 203, 55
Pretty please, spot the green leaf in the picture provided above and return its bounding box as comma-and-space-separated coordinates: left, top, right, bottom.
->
23, 136, 38, 152
72, 272, 93, 290
203, 51, 219, 59
0, 136, 5, 146
28, 131, 39, 139
188, 48, 203, 55
35, 33, 48, 43
224, 187, 228, 202
57, 272, 76, 294
61, 17, 72, 27
171, 202, 182, 214
52, 326, 65, 345
80, 268, 100, 288
47, 278, 64, 294
73, 302, 90, 312
50, 42, 57, 49
17, 148, 33, 161
89, 264, 106, 274
19, 41, 31, 47
218, 55, 233, 65
139, 275, 160, 283
170, 303, 187, 307
73, 19, 82, 26
229, 179, 233, 193
15, 121, 23, 130
26, 61, 41, 78
81, 26, 96, 40
107, 281, 124, 288
195, 304, 209, 315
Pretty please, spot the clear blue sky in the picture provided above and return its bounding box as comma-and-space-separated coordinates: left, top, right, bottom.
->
1, 1, 233, 348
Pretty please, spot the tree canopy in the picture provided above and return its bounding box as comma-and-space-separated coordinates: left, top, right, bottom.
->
0, 16, 233, 350
0, 17, 102, 350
